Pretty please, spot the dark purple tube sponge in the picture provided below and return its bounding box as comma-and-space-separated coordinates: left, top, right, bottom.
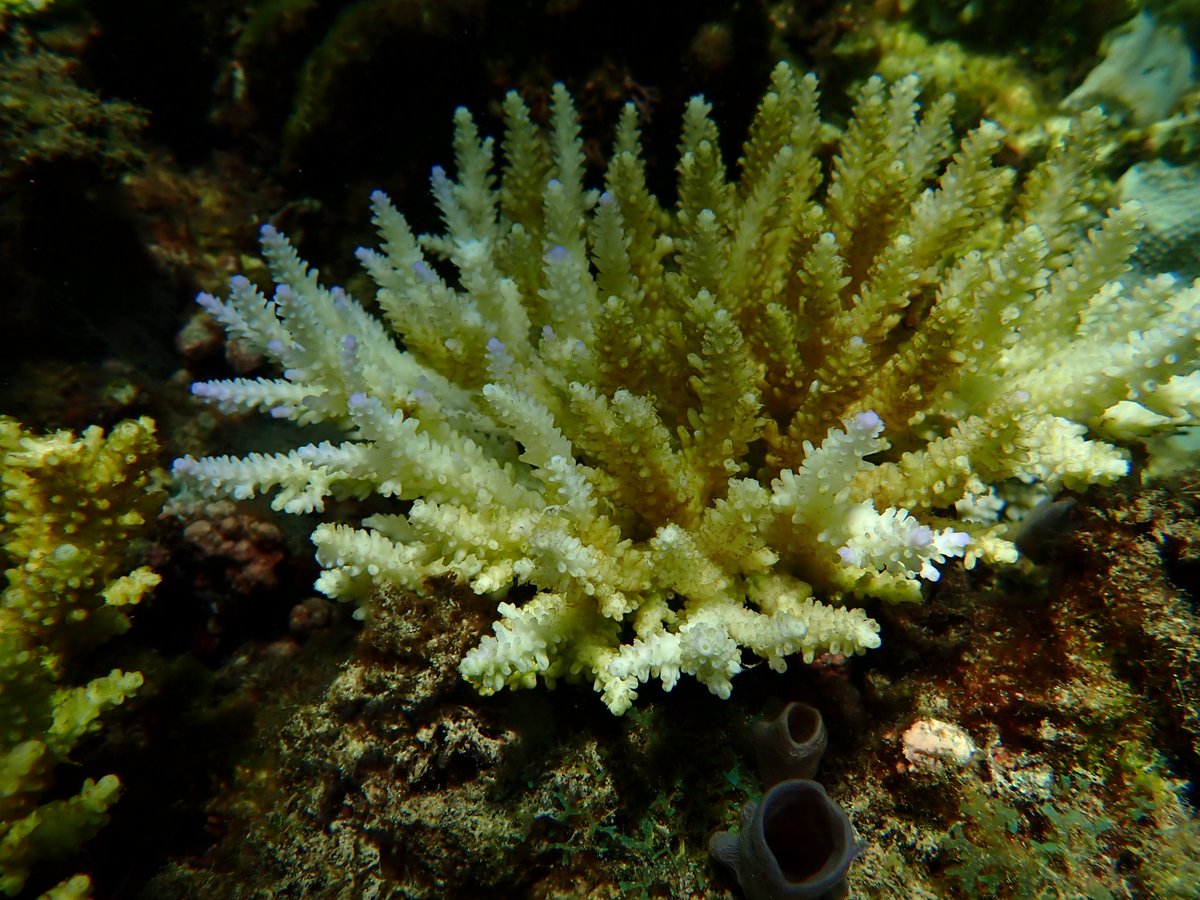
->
709, 779, 856, 900
752, 701, 829, 785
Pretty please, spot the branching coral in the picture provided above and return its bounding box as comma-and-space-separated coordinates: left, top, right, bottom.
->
175, 64, 1200, 713
0, 417, 161, 895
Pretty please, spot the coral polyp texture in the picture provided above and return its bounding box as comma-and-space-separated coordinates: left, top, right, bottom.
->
174, 63, 1200, 714
0, 417, 160, 895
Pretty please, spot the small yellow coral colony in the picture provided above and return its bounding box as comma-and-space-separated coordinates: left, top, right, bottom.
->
0, 417, 160, 896
176, 64, 1200, 714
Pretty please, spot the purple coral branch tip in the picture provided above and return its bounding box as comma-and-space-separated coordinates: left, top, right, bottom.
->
853, 410, 883, 431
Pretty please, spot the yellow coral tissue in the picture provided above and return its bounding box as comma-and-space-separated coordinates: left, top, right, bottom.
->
174, 64, 1200, 714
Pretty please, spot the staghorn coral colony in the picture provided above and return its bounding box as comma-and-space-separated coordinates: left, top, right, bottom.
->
0, 417, 160, 896
175, 62, 1200, 715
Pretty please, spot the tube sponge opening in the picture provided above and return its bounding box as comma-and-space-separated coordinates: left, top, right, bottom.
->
709, 779, 856, 900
